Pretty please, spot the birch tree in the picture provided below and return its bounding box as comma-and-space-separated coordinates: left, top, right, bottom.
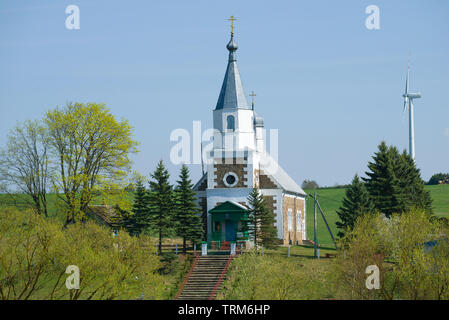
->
0, 120, 50, 216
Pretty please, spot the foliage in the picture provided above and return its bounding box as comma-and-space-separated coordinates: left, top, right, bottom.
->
0, 120, 50, 216
44, 102, 138, 225
363, 141, 432, 217
246, 188, 277, 249
427, 173, 449, 185
129, 178, 150, 235
336, 174, 375, 238
0, 207, 164, 300
332, 209, 449, 300
173, 165, 203, 253
147, 160, 174, 253
259, 200, 278, 250
302, 180, 319, 190
218, 251, 332, 300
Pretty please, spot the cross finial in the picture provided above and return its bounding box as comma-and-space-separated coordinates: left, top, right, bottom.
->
228, 15, 237, 35
249, 91, 256, 109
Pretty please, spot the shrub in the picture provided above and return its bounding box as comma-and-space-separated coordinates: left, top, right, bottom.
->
331, 209, 449, 300
0, 207, 164, 300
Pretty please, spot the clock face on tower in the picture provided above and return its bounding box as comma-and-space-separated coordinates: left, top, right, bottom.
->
223, 172, 239, 187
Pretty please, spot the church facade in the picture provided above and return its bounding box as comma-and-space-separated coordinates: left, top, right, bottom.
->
193, 31, 307, 247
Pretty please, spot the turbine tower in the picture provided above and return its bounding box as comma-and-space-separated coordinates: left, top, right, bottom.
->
402, 60, 421, 160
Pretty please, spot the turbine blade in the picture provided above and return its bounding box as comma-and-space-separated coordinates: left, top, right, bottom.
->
403, 98, 407, 113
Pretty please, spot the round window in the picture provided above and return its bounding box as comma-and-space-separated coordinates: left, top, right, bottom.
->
223, 172, 239, 187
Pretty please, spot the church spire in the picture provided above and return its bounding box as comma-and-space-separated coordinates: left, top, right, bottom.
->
215, 17, 250, 110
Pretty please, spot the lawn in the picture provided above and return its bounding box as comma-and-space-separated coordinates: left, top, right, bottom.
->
218, 245, 336, 300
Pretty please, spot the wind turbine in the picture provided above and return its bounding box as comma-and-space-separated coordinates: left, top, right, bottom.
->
402, 60, 421, 160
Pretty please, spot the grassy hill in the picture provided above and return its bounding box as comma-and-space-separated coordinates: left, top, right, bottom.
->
304, 184, 449, 247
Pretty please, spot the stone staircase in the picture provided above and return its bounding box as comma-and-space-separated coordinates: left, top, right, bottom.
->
176, 255, 232, 300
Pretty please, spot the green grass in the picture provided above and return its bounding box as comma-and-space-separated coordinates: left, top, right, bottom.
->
304, 184, 449, 247
425, 184, 449, 218
218, 245, 336, 299
304, 188, 346, 247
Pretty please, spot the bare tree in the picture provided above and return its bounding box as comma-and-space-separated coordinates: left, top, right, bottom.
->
0, 120, 50, 216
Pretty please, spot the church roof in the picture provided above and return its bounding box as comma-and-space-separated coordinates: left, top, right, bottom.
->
260, 153, 307, 196
193, 172, 207, 191
215, 34, 250, 110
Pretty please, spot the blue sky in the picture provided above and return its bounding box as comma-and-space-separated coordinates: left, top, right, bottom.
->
1, 0, 448, 187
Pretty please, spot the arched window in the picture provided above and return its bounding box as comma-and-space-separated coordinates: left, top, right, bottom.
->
227, 115, 235, 131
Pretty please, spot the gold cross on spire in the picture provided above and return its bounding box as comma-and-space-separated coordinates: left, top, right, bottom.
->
249, 91, 256, 109
228, 15, 237, 35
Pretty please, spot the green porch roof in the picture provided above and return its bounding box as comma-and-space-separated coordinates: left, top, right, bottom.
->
209, 201, 248, 214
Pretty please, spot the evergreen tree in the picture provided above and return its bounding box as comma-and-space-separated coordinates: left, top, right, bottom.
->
427, 173, 449, 185
246, 187, 277, 249
112, 205, 136, 235
147, 160, 174, 253
398, 151, 433, 215
116, 206, 134, 234
363, 142, 404, 217
259, 197, 278, 249
130, 179, 150, 235
336, 174, 375, 238
174, 165, 203, 253
363, 141, 433, 217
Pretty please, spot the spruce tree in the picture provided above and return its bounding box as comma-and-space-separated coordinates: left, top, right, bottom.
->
336, 174, 374, 238
259, 197, 278, 249
398, 151, 433, 214
247, 188, 262, 249
147, 160, 174, 253
116, 207, 134, 234
174, 165, 203, 253
246, 187, 277, 249
363, 141, 405, 217
363, 141, 433, 217
130, 179, 150, 235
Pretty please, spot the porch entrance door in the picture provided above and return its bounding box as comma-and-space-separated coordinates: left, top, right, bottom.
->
225, 219, 237, 241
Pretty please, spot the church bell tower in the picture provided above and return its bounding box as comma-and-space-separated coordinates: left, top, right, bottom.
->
212, 22, 257, 152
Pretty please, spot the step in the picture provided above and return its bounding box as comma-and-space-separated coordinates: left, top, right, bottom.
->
176, 255, 232, 300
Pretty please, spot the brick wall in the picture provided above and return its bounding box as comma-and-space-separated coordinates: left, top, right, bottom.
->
282, 195, 305, 245
213, 157, 247, 188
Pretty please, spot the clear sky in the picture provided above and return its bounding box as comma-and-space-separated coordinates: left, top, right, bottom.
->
1, 0, 448, 187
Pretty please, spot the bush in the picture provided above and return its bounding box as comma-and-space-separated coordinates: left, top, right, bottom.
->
0, 207, 165, 300
158, 251, 179, 275
331, 209, 449, 300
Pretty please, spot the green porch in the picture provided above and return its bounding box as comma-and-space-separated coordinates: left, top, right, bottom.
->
208, 201, 249, 244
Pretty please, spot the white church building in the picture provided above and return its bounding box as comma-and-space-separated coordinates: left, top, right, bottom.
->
193, 30, 307, 247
